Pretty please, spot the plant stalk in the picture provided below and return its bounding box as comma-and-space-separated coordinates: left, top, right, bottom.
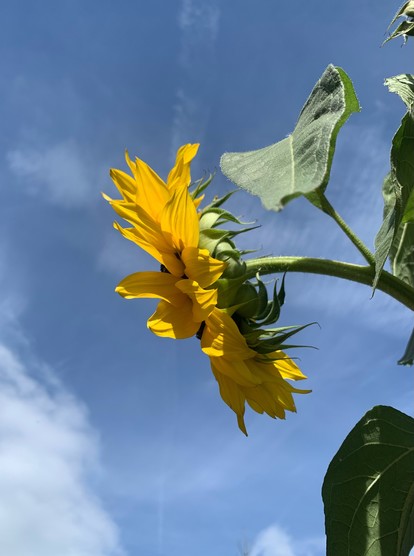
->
245, 256, 414, 311
317, 193, 376, 266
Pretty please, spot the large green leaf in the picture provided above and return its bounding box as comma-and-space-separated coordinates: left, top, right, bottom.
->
374, 112, 414, 290
220, 65, 360, 212
322, 406, 414, 556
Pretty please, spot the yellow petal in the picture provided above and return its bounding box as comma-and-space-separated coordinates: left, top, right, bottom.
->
148, 299, 200, 339
160, 185, 199, 252
113, 222, 185, 277
175, 280, 217, 322
201, 309, 255, 359
245, 384, 286, 419
210, 353, 261, 387
115, 272, 186, 306
210, 360, 248, 436
109, 168, 137, 203
133, 158, 170, 219
167, 144, 199, 190
182, 247, 226, 288
267, 351, 308, 381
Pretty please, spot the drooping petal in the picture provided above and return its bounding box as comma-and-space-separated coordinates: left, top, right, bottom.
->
245, 384, 287, 419
210, 361, 247, 436
115, 272, 186, 307
148, 299, 200, 339
167, 143, 199, 190
266, 351, 308, 381
175, 280, 217, 322
210, 353, 261, 387
160, 185, 199, 253
182, 247, 226, 288
201, 309, 255, 359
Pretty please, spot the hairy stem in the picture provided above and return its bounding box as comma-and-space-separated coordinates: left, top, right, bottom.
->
245, 256, 414, 311
316, 193, 376, 266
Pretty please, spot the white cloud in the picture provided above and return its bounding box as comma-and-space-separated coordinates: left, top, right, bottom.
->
178, 0, 220, 45
0, 343, 125, 556
249, 524, 324, 556
171, 0, 221, 156
7, 141, 99, 207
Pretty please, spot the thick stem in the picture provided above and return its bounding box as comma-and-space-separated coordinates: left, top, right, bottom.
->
245, 256, 414, 311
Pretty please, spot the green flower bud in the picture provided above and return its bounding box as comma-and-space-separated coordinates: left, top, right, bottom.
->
234, 283, 261, 318
214, 240, 246, 279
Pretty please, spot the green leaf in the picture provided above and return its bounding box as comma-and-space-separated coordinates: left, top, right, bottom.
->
374, 112, 414, 290
322, 405, 414, 556
220, 65, 360, 212
390, 222, 414, 288
398, 326, 414, 365
384, 2, 414, 44
385, 75, 414, 111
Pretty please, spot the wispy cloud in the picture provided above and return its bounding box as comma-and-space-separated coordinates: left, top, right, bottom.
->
249, 524, 324, 556
7, 141, 101, 207
171, 0, 221, 157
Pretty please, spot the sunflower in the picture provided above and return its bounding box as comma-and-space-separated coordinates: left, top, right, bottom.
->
105, 145, 226, 338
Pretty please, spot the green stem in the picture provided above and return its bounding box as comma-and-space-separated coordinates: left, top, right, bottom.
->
245, 256, 414, 311
317, 193, 376, 266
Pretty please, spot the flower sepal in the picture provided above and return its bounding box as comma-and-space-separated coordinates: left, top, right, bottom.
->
240, 322, 315, 355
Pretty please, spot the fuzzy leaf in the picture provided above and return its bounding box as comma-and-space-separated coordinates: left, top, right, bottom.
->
323, 406, 414, 556
385, 75, 414, 111
220, 65, 360, 212
374, 112, 414, 290
384, 1, 414, 44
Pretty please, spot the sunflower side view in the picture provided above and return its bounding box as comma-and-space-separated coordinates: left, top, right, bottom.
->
105, 144, 310, 433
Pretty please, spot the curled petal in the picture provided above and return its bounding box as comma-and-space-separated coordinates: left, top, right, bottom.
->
148, 299, 200, 339
201, 309, 255, 359
167, 143, 199, 190
175, 280, 217, 322
115, 272, 185, 307
182, 247, 226, 288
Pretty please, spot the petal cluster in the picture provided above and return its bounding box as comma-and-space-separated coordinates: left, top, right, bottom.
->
202, 309, 310, 435
105, 144, 226, 338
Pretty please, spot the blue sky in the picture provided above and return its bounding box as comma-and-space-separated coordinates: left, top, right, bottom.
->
1, 1, 413, 555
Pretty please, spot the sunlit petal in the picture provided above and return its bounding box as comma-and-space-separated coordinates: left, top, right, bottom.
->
201, 309, 255, 359
115, 272, 185, 306
167, 143, 199, 190
109, 168, 137, 203
182, 247, 226, 288
160, 185, 199, 252
148, 299, 200, 339
175, 279, 217, 322
210, 361, 247, 436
